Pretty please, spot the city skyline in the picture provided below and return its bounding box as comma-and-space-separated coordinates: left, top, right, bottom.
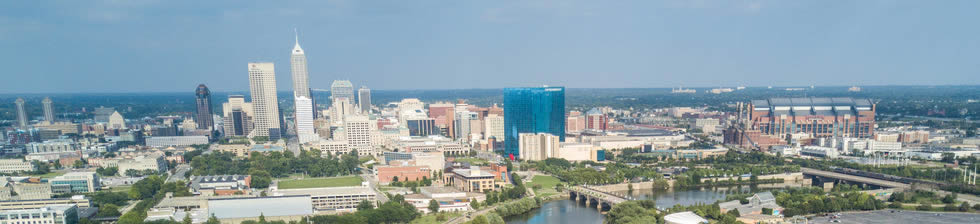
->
2, 1, 980, 93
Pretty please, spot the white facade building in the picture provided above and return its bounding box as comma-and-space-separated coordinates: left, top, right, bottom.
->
484, 114, 504, 140
331, 80, 355, 105
519, 133, 560, 161
247, 62, 282, 140
295, 96, 317, 144
145, 136, 209, 147
0, 159, 34, 173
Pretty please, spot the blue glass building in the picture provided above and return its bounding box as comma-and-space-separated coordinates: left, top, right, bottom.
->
503, 87, 565, 159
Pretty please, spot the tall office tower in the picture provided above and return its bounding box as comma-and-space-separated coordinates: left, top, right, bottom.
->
503, 86, 565, 159
330, 80, 355, 105
247, 62, 282, 140
14, 98, 28, 127
330, 97, 354, 125
295, 96, 317, 143
358, 86, 371, 114
42, 97, 54, 122
344, 115, 373, 155
291, 32, 316, 143
194, 84, 214, 130
290, 32, 311, 99
455, 111, 477, 141
484, 114, 504, 140
222, 95, 253, 137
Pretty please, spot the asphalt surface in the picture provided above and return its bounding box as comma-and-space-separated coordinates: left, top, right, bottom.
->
808, 210, 980, 224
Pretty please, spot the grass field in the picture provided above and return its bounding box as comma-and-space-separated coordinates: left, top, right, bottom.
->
277, 176, 364, 189
528, 175, 564, 197
451, 157, 487, 165
409, 212, 463, 224
36, 171, 67, 178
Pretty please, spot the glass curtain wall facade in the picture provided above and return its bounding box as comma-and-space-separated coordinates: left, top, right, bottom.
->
503, 87, 565, 159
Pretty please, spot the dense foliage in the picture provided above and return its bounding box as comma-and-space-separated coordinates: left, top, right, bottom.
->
189, 149, 360, 181
775, 187, 884, 217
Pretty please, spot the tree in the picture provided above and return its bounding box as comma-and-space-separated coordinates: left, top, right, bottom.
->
205, 214, 220, 224
249, 170, 272, 188
97, 167, 119, 176
470, 200, 481, 210
428, 199, 441, 213
182, 213, 192, 224
357, 200, 374, 211
960, 202, 971, 212
96, 204, 121, 217
942, 193, 957, 204
917, 202, 933, 211
73, 160, 86, 169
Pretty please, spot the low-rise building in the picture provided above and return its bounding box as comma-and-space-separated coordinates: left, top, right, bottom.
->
719, 192, 783, 216
145, 136, 209, 147
376, 162, 431, 184
49, 172, 100, 193
207, 196, 313, 223
404, 187, 472, 214
801, 146, 839, 158
272, 186, 376, 212
0, 195, 91, 211
0, 205, 79, 224
0, 181, 52, 200
664, 211, 708, 224
0, 159, 34, 173
190, 175, 251, 196
214, 144, 250, 157
444, 167, 496, 193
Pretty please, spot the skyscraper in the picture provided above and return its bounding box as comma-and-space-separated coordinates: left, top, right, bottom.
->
290, 31, 311, 99
331, 80, 355, 105
503, 87, 565, 159
247, 62, 282, 140
222, 95, 253, 137
14, 98, 27, 127
195, 84, 214, 130
358, 86, 371, 114
42, 97, 54, 122
295, 96, 317, 143
291, 31, 316, 143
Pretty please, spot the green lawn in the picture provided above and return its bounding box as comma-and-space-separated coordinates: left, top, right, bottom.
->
277, 176, 364, 189
452, 157, 487, 165
36, 171, 67, 179
528, 175, 563, 197
409, 212, 462, 224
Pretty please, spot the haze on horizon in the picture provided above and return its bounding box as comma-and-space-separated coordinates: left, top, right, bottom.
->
1, 0, 978, 94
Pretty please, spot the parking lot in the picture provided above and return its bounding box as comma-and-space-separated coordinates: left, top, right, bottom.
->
809, 210, 980, 224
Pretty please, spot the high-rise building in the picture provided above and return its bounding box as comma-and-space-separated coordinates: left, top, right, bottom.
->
518, 133, 560, 161
295, 96, 317, 143
406, 118, 436, 136
42, 97, 54, 122
247, 62, 282, 140
291, 32, 316, 144
14, 98, 27, 127
344, 115, 373, 155
108, 111, 126, 129
93, 107, 115, 123
290, 31, 311, 99
484, 114, 504, 140
222, 95, 253, 137
331, 80, 355, 105
194, 84, 214, 130
358, 86, 372, 114
503, 87, 565, 159
585, 108, 608, 131
455, 111, 477, 141
330, 97, 354, 125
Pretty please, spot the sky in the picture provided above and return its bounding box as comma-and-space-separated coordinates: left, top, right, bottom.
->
1, 0, 979, 93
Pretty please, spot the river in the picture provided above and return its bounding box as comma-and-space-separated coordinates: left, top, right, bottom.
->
505, 183, 803, 224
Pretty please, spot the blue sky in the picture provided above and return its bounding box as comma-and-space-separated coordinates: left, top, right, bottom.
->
1, 0, 978, 93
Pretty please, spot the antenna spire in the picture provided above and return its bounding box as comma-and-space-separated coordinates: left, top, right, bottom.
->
294, 28, 299, 44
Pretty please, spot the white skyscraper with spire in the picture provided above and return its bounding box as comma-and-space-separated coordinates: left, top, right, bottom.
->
291, 30, 317, 143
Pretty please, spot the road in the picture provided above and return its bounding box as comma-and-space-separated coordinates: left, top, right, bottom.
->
167, 164, 191, 183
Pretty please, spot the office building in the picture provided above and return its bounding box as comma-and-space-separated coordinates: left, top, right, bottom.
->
330, 97, 354, 125
145, 136, 209, 147
484, 114, 504, 140
0, 181, 52, 201
444, 167, 496, 193
27, 140, 78, 154
344, 116, 373, 155
15, 98, 28, 127
503, 87, 565, 159
49, 172, 100, 193
518, 133, 560, 161
42, 97, 54, 122
330, 80, 355, 105
0, 205, 78, 224
566, 111, 585, 133
290, 32, 311, 99
376, 163, 431, 184
295, 96, 317, 144
0, 196, 91, 211
222, 95, 253, 137
248, 62, 283, 140
358, 86, 371, 114
194, 84, 214, 130
92, 107, 114, 123
454, 111, 477, 141
406, 118, 436, 136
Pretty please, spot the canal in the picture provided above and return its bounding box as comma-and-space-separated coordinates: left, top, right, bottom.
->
505, 183, 802, 224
